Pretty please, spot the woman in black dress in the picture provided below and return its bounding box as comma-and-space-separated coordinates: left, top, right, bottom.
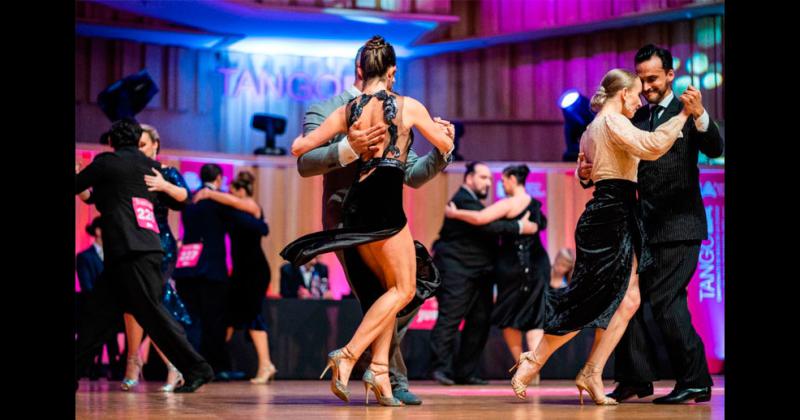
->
282, 36, 454, 406
508, 69, 694, 405
192, 171, 276, 384
444, 164, 549, 386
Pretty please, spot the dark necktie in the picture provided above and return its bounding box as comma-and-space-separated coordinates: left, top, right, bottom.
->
649, 105, 664, 131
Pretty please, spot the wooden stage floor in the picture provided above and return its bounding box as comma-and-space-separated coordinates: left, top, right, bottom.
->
77, 376, 724, 419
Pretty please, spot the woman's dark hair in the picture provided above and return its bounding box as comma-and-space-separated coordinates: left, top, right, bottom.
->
360, 35, 396, 81
231, 171, 255, 197
502, 164, 530, 185
634, 44, 674, 71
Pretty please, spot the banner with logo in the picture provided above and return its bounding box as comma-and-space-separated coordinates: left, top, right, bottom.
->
689, 169, 725, 373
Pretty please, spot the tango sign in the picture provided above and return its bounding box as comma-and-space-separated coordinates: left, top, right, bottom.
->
688, 172, 725, 373
218, 67, 352, 101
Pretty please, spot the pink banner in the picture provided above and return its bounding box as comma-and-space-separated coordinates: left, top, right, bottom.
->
409, 297, 440, 330
688, 169, 725, 374
409, 297, 465, 331
75, 149, 101, 293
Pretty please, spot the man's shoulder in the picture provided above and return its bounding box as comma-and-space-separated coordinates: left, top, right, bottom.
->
76, 247, 94, 259
94, 150, 116, 159
89, 151, 118, 167
452, 187, 472, 202
308, 90, 356, 114
186, 194, 221, 213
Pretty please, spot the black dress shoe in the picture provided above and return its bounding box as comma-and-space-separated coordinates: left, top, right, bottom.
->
174, 373, 213, 393
455, 376, 488, 385
607, 382, 654, 402
432, 370, 455, 386
653, 387, 711, 404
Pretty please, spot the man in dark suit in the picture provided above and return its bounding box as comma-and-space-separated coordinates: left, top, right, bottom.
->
429, 161, 538, 385
76, 216, 123, 380
75, 119, 213, 393
76, 217, 105, 293
280, 257, 332, 299
173, 163, 268, 378
580, 44, 723, 404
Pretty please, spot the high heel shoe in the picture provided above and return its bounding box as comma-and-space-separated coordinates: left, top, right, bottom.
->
528, 373, 541, 386
120, 356, 143, 391
509, 351, 543, 399
320, 347, 356, 402
362, 363, 403, 407
250, 363, 277, 384
161, 363, 185, 392
575, 363, 618, 406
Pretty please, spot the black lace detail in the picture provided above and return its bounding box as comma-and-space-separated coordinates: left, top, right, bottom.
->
348, 94, 373, 127
346, 90, 408, 175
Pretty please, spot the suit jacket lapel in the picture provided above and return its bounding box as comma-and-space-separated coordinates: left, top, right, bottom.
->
655, 95, 683, 128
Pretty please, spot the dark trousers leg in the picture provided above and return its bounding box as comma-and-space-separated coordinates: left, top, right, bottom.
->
75, 275, 123, 379
429, 269, 476, 376
453, 276, 493, 380
202, 281, 231, 373
613, 302, 659, 384
389, 304, 419, 390
174, 278, 203, 352
647, 242, 713, 388
103, 328, 123, 378
117, 253, 211, 379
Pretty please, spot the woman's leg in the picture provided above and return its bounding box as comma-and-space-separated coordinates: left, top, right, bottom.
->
525, 329, 544, 356
503, 328, 523, 363
524, 328, 544, 384
149, 342, 183, 389
123, 313, 145, 380
580, 255, 641, 398
515, 330, 580, 377
334, 226, 416, 391
249, 329, 275, 381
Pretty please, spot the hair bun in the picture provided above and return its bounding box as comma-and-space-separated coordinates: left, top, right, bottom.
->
236, 171, 255, 184
366, 35, 386, 50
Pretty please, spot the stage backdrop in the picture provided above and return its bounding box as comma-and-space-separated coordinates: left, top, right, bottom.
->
75, 144, 724, 373
75, 11, 723, 162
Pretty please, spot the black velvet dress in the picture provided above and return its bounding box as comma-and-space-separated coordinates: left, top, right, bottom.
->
281, 90, 439, 318
544, 179, 652, 335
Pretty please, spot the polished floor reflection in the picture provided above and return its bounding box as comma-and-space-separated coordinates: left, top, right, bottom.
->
76, 376, 724, 419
